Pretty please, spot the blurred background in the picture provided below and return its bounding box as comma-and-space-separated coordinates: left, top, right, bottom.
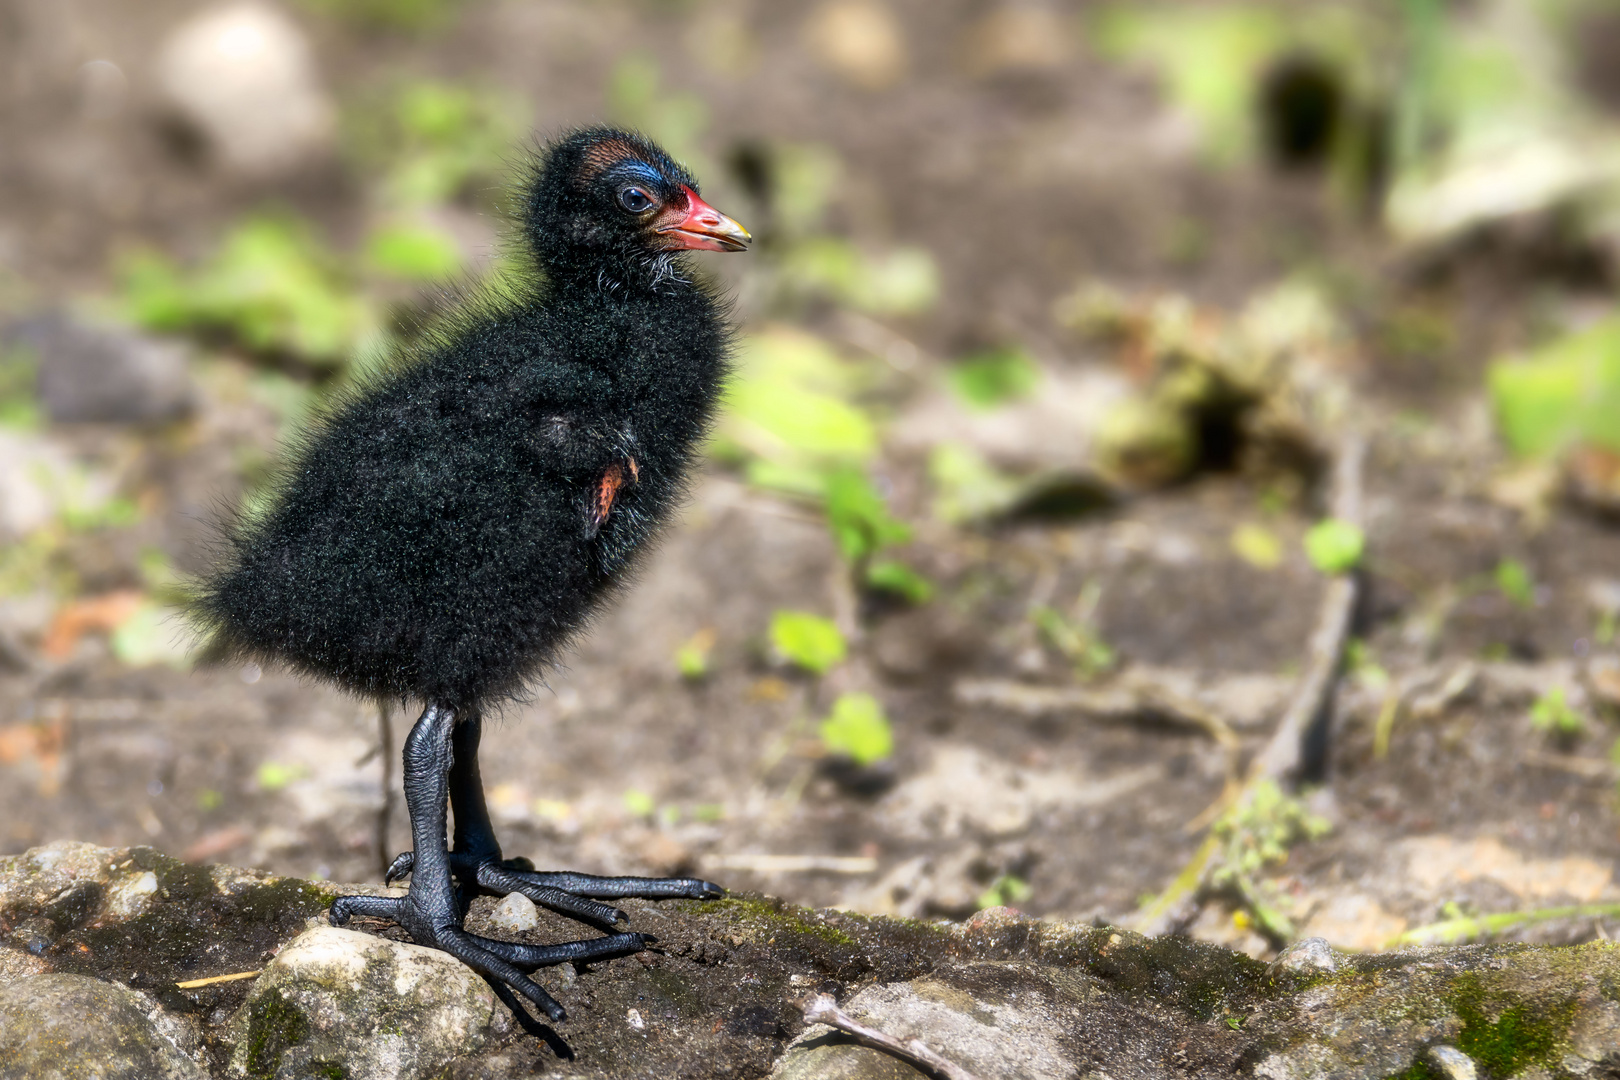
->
2, 0, 1620, 959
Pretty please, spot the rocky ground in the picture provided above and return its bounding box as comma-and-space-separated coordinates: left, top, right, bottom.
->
4, 841, 1620, 1080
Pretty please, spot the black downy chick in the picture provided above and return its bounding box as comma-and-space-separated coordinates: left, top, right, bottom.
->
192, 129, 749, 1026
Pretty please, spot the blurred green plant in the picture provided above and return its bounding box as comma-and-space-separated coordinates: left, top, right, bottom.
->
675, 627, 716, 680
716, 330, 933, 603
946, 347, 1038, 410
364, 222, 463, 283
1495, 558, 1535, 609
1530, 686, 1583, 737
1304, 519, 1365, 574
256, 761, 311, 792
110, 602, 189, 669
716, 328, 878, 494
0, 346, 41, 429
345, 80, 527, 210
1391, 901, 1620, 947
118, 216, 377, 367
1032, 583, 1115, 681
1489, 317, 1620, 460
622, 789, 657, 819
928, 443, 1022, 524
779, 239, 940, 317
771, 143, 843, 236
609, 55, 710, 172
770, 610, 847, 675
818, 691, 893, 766
976, 874, 1033, 911
824, 465, 933, 602
295, 0, 465, 34
1209, 779, 1331, 942
1092, 3, 1374, 168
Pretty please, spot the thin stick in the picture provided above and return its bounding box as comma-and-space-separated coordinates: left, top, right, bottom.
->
953, 678, 1240, 749
1135, 432, 1366, 937
799, 993, 986, 1080
375, 698, 394, 877
176, 969, 261, 989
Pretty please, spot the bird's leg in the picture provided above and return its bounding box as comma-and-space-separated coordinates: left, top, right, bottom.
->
382, 710, 725, 933
331, 703, 653, 1023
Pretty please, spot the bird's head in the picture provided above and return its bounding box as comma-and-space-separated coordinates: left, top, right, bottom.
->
522, 127, 750, 287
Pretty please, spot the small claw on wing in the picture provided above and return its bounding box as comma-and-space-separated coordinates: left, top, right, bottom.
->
589, 460, 638, 537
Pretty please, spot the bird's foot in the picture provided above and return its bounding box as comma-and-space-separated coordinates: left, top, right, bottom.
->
383, 850, 725, 933
328, 888, 651, 1023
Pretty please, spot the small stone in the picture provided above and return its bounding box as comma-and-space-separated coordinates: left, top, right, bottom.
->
227, 925, 496, 1080
0, 973, 206, 1079
104, 871, 161, 921
1425, 1045, 1478, 1080
1268, 937, 1337, 976
156, 2, 335, 178
485, 891, 539, 934
10, 313, 194, 424
627, 1007, 646, 1030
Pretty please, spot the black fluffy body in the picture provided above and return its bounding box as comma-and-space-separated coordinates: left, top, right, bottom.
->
193, 129, 731, 711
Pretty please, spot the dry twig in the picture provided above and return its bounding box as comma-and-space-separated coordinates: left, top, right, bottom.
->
1135, 432, 1366, 937
953, 677, 1239, 749
799, 993, 986, 1080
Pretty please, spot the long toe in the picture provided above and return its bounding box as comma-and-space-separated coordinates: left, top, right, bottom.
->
478, 864, 628, 929
470, 930, 653, 972
328, 894, 406, 926
514, 870, 728, 902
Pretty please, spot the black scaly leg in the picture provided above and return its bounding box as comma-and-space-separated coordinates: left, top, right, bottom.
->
382, 710, 725, 931
330, 704, 654, 1023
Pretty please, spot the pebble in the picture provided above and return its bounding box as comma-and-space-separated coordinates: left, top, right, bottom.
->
156, 2, 335, 178
1268, 937, 1338, 976
485, 891, 540, 934
1425, 1045, 1478, 1080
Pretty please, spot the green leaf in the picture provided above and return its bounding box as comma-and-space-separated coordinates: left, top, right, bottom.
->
1304, 519, 1365, 574
866, 560, 934, 604
819, 692, 894, 766
769, 611, 847, 675
364, 222, 462, 281
824, 465, 911, 563
1495, 558, 1534, 608
946, 347, 1039, 409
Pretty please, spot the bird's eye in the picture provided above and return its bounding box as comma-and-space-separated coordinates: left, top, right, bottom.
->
618, 187, 655, 213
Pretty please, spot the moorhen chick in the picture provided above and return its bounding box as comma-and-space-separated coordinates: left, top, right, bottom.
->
192, 127, 749, 1025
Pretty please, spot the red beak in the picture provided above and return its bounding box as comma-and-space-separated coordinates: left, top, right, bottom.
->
655, 186, 751, 252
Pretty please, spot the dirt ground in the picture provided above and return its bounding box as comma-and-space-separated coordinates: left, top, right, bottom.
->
3, 0, 1620, 968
